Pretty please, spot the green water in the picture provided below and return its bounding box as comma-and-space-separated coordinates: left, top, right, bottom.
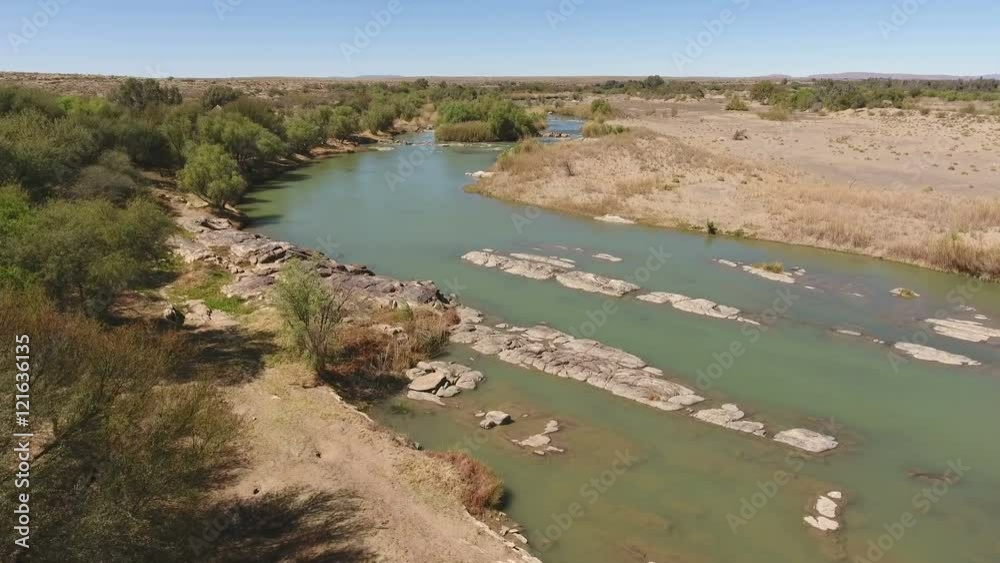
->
243, 122, 1000, 563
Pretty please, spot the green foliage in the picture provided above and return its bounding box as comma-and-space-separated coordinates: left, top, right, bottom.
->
196, 112, 287, 169
11, 198, 172, 314
111, 78, 182, 111
758, 106, 792, 121
487, 100, 538, 141
749, 81, 783, 104
177, 143, 247, 209
590, 98, 613, 119
0, 292, 242, 562
167, 266, 246, 314
324, 105, 360, 139
361, 102, 398, 133
643, 75, 666, 89
274, 260, 346, 374
437, 100, 484, 124
0, 110, 98, 199
224, 96, 284, 135
284, 114, 325, 154
201, 85, 241, 109
0, 85, 64, 118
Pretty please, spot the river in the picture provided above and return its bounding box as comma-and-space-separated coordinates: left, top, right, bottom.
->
242, 119, 1000, 563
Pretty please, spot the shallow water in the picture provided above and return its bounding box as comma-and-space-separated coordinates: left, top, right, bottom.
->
243, 120, 1000, 563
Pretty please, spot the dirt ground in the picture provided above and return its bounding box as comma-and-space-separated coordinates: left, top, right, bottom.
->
473, 95, 1000, 277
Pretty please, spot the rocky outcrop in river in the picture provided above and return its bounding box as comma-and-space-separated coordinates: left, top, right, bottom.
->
463, 249, 639, 296
638, 292, 758, 324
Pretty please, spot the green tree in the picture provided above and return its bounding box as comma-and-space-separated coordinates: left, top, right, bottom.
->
750, 81, 782, 104
13, 198, 173, 314
0, 110, 98, 199
324, 106, 360, 139
196, 112, 287, 170
590, 98, 613, 119
274, 260, 347, 374
177, 143, 247, 210
361, 102, 397, 133
284, 114, 324, 154
201, 85, 241, 109
111, 78, 182, 111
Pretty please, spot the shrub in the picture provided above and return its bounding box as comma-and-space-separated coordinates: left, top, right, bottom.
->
284, 114, 325, 154
486, 100, 538, 141
66, 164, 140, 205
582, 121, 627, 137
436, 100, 485, 124
429, 452, 504, 515
177, 143, 247, 210
196, 112, 287, 169
754, 261, 785, 273
0, 85, 64, 118
496, 138, 542, 171
361, 102, 397, 133
749, 81, 782, 104
706, 220, 719, 235
732, 129, 748, 140
12, 198, 173, 314
0, 291, 242, 562
324, 106, 360, 139
274, 260, 348, 374
201, 84, 241, 109
224, 96, 284, 135
590, 98, 613, 118
111, 78, 181, 110
725, 95, 749, 111
434, 121, 494, 142
0, 110, 98, 198
758, 106, 792, 121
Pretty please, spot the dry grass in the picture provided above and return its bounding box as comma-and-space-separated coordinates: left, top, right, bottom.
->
428, 452, 505, 516
470, 128, 1000, 279
582, 121, 628, 137
754, 261, 785, 274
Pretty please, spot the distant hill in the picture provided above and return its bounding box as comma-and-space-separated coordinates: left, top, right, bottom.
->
806, 72, 1000, 81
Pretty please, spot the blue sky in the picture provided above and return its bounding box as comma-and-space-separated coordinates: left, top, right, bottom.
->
1, 0, 998, 78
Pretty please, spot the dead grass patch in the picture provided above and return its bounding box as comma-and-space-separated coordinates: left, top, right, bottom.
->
428, 452, 505, 516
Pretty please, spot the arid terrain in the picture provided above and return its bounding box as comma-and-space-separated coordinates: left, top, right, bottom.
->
473, 94, 1000, 277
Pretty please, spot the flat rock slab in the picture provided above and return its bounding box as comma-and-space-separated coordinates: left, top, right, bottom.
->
925, 318, 1000, 343
893, 342, 981, 366
594, 214, 635, 224
409, 372, 447, 392
773, 429, 839, 453
555, 271, 640, 297
462, 250, 560, 280
516, 434, 552, 448
593, 253, 623, 263
804, 491, 844, 532
638, 292, 757, 324
692, 404, 766, 437
407, 390, 444, 406
716, 259, 795, 284
509, 253, 575, 270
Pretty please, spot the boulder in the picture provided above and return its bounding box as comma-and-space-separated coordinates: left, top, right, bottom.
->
408, 373, 447, 393
406, 390, 444, 406
479, 411, 512, 429
892, 342, 980, 366
773, 429, 838, 453
555, 271, 640, 297
161, 305, 185, 327
456, 371, 485, 390
693, 404, 766, 436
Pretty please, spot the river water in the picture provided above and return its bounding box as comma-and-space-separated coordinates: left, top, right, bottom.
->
243, 119, 1000, 563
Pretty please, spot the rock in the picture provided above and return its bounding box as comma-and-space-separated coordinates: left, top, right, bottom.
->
161, 305, 185, 327
890, 287, 920, 299
924, 318, 1000, 343
804, 515, 840, 532
517, 434, 552, 448
835, 329, 863, 337
408, 372, 447, 392
893, 342, 981, 366
594, 214, 636, 225
456, 371, 485, 390
462, 250, 560, 280
716, 259, 739, 268
222, 275, 275, 300
638, 292, 756, 324
406, 390, 444, 406
543, 420, 560, 434
474, 411, 486, 418
436, 385, 462, 398
555, 271, 640, 297
692, 404, 766, 436
773, 429, 838, 453
741, 264, 796, 284
592, 253, 623, 263
827, 491, 843, 500
479, 411, 512, 429
509, 253, 575, 270
816, 496, 838, 518
467, 170, 494, 178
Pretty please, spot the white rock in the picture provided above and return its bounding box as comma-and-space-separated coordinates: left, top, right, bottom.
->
741, 264, 796, 284
406, 390, 444, 406
510, 253, 575, 270
480, 411, 513, 429
925, 318, 1000, 343
638, 292, 754, 324
408, 373, 446, 392
594, 214, 636, 225
816, 496, 838, 518
893, 342, 981, 366
555, 271, 640, 297
593, 253, 623, 263
517, 434, 552, 448
773, 429, 838, 453
804, 515, 840, 531
462, 250, 559, 280
827, 491, 843, 500
693, 404, 766, 436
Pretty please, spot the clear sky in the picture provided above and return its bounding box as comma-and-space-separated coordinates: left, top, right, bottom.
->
1, 0, 998, 78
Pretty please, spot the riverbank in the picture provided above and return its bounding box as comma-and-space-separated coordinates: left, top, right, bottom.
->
470, 99, 1000, 279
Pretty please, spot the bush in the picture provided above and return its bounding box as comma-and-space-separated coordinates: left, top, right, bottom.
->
66, 164, 140, 205
177, 143, 247, 210
725, 95, 749, 111
196, 112, 287, 170
201, 85, 241, 109
590, 98, 613, 119
111, 78, 181, 110
274, 260, 347, 374
582, 121, 627, 137
0, 85, 64, 118
749, 81, 782, 104
224, 96, 284, 135
429, 452, 504, 516
324, 106, 360, 139
284, 114, 325, 154
758, 106, 792, 121
486, 100, 538, 141
0, 110, 98, 198
12, 198, 173, 314
361, 102, 398, 133
0, 291, 242, 562
496, 138, 542, 171
434, 121, 494, 142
